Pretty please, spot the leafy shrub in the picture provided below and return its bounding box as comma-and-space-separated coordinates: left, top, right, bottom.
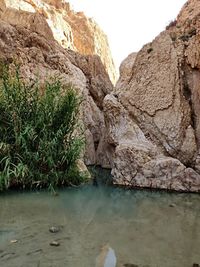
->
0, 64, 86, 191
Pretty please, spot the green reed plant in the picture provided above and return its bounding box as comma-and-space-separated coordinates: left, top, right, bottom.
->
0, 64, 86, 191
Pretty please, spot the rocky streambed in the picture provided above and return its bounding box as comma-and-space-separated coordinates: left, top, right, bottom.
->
0, 184, 200, 267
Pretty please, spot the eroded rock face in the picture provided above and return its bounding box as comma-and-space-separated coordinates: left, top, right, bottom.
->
2, 0, 117, 84
119, 32, 197, 165
113, 144, 200, 192
103, 0, 200, 192
0, 0, 113, 167
115, 52, 137, 93
2, 0, 200, 192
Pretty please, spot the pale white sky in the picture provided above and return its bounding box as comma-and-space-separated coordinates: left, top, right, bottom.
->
69, 0, 186, 68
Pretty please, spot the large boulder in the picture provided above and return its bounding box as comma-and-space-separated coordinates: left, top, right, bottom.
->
103, 0, 200, 192
103, 95, 200, 192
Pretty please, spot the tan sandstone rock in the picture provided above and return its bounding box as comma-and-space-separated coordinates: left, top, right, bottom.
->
112, 144, 200, 192
103, 94, 200, 192
2, 0, 117, 84
118, 31, 197, 165
103, 0, 200, 192
115, 52, 137, 93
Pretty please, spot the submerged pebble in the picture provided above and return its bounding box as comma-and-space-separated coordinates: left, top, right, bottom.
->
10, 240, 18, 244
49, 226, 60, 233
49, 241, 60, 247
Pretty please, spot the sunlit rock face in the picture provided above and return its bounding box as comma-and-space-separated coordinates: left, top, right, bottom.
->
103, 0, 200, 192
0, 0, 114, 166
2, 0, 117, 84
2, 0, 200, 192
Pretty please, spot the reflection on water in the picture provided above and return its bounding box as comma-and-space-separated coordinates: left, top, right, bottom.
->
0, 185, 200, 267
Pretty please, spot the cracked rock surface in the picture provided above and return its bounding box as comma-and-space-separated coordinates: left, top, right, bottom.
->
103, 0, 200, 192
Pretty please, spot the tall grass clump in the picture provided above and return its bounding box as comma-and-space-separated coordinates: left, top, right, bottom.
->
0, 64, 86, 191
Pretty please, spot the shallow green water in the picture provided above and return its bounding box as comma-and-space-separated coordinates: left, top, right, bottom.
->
0, 185, 200, 267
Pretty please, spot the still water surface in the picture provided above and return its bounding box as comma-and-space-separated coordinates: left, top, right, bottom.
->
0, 185, 200, 267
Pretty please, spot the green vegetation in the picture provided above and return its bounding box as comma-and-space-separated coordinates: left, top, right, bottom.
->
0, 64, 87, 191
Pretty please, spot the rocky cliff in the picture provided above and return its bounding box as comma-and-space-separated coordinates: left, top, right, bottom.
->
0, 0, 114, 167
102, 0, 200, 192
1, 0, 200, 192
1, 0, 117, 84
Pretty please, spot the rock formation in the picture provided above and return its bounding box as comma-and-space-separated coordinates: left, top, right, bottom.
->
1, 0, 200, 192
0, 0, 114, 167
103, 0, 200, 192
2, 0, 117, 84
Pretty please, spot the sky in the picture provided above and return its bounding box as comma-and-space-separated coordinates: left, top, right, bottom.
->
69, 0, 186, 68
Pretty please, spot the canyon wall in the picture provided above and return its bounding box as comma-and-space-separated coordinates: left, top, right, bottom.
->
2, 0, 117, 84
0, 0, 114, 167
1, 0, 200, 192
102, 0, 200, 192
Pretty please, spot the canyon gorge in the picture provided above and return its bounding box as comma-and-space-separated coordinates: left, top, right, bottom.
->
1, 0, 200, 192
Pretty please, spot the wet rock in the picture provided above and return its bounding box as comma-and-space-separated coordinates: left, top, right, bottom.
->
49, 226, 61, 233
0, 252, 16, 260
26, 249, 42, 255
75, 159, 91, 179
169, 203, 176, 208
10, 239, 18, 243
49, 241, 60, 247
